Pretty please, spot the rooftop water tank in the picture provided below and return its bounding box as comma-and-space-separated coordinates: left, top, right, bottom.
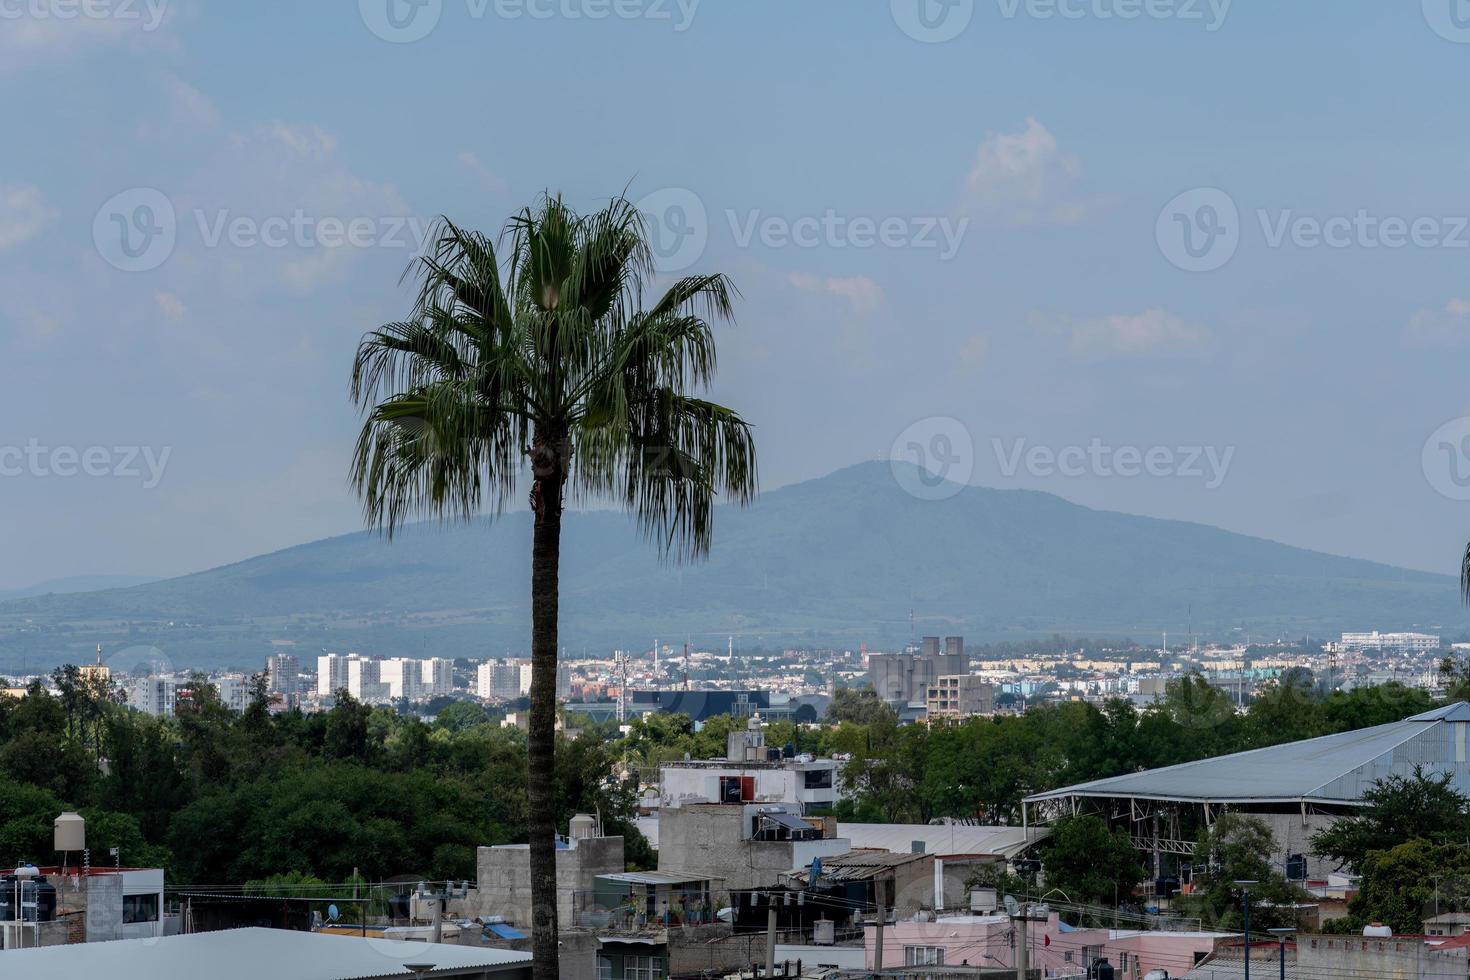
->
1364, 923, 1392, 938
569, 814, 598, 840
55, 811, 85, 853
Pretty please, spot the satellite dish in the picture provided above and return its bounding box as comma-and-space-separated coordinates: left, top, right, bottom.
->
328, 904, 341, 922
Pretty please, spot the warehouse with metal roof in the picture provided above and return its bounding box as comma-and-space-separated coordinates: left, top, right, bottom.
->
1022, 702, 1470, 881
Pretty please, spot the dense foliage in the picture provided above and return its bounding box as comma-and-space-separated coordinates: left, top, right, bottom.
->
0, 673, 647, 887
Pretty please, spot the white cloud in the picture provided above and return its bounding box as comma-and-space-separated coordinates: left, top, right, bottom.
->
177, 122, 420, 292
1406, 299, 1470, 347
788, 273, 885, 315
964, 117, 1099, 226
0, 0, 175, 71
154, 291, 186, 321
457, 151, 509, 195
0, 182, 57, 249
1030, 308, 1210, 358
165, 77, 221, 128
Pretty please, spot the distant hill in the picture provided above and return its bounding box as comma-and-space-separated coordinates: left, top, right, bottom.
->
0, 575, 159, 602
1, 462, 1464, 672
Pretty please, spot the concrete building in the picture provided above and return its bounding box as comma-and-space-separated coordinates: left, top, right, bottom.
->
657, 804, 851, 892
126, 676, 177, 717
659, 722, 844, 813
380, 658, 423, 701
871, 637, 968, 706
346, 658, 390, 703
869, 911, 1226, 973
316, 654, 350, 698
2, 865, 166, 949
215, 676, 250, 713
926, 675, 994, 720
462, 816, 624, 931
1339, 631, 1440, 651
421, 657, 455, 697
477, 661, 522, 701
266, 653, 300, 708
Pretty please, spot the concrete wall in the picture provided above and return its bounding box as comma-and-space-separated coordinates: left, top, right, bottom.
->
471, 836, 625, 928
657, 805, 848, 892
1300, 934, 1468, 980
868, 914, 1222, 973
84, 873, 123, 943
1248, 811, 1342, 881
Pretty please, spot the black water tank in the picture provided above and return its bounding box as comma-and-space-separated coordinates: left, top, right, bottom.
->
1091, 958, 1116, 980
34, 878, 57, 922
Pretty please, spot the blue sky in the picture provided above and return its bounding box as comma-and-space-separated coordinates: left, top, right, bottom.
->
5, 0, 1470, 588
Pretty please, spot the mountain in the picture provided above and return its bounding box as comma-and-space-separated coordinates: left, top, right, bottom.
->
0, 575, 159, 602
1, 462, 1464, 672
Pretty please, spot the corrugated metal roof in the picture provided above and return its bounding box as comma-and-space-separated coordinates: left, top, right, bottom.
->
0, 926, 531, 980
1025, 702, 1470, 806
598, 870, 720, 886
837, 824, 1049, 860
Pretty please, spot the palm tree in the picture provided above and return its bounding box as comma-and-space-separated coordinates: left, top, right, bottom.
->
350, 194, 758, 980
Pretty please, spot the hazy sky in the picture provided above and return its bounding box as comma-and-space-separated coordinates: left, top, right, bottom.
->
5, 0, 1470, 589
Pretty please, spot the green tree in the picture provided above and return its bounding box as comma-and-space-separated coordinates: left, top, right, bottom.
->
1332, 840, 1470, 934
1181, 813, 1302, 930
1311, 767, 1470, 872
827, 686, 896, 726
349, 195, 758, 980
1040, 815, 1147, 907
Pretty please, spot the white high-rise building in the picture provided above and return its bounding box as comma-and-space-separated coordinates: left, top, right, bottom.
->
347, 658, 391, 703
421, 658, 454, 696
128, 676, 178, 717
477, 660, 522, 701
267, 652, 301, 708
216, 675, 251, 712
380, 658, 424, 701
1340, 631, 1440, 652
317, 654, 351, 697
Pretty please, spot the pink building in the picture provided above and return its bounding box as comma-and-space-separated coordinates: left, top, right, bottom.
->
866, 912, 1227, 977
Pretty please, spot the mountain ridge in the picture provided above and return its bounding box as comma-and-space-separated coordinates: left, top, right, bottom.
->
1, 462, 1461, 672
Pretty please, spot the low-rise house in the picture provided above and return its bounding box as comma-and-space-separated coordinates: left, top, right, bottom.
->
658, 804, 851, 892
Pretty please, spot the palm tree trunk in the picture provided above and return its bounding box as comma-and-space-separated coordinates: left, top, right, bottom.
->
529, 465, 564, 980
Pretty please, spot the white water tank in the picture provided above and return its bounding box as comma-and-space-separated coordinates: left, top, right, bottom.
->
54, 812, 85, 853
1364, 923, 1392, 938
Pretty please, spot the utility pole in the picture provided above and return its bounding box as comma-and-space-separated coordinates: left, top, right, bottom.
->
765, 892, 778, 978
1014, 903, 1029, 980
873, 879, 887, 971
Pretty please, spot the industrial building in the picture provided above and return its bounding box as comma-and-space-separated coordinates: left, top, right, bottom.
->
870, 637, 967, 707
1023, 701, 1470, 881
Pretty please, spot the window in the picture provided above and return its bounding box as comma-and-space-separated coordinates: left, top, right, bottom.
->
803, 769, 833, 790
597, 956, 614, 980
123, 893, 160, 924
625, 955, 664, 980
904, 946, 944, 966
719, 775, 754, 802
